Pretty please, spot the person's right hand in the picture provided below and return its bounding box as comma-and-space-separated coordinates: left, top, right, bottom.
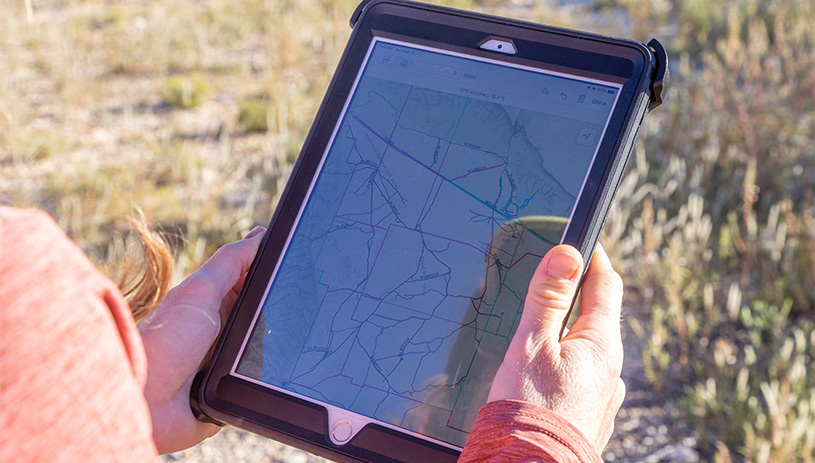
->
487, 243, 625, 451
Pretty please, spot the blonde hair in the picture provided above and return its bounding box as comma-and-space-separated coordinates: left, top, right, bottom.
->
114, 214, 174, 322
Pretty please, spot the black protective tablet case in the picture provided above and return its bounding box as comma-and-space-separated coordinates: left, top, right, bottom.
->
192, 1, 667, 461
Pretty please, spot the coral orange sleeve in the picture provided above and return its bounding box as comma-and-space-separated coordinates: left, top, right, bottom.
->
0, 207, 158, 462
459, 400, 603, 463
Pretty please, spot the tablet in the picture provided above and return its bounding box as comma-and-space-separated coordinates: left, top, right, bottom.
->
192, 1, 667, 461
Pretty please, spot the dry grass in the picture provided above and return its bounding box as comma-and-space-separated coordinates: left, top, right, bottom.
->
0, 0, 361, 277
1, 0, 812, 461
598, 0, 814, 460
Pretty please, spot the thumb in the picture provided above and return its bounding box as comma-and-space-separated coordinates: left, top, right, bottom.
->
514, 245, 584, 355
192, 226, 265, 302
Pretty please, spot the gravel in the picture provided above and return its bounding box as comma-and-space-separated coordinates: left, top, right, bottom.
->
162, 428, 328, 463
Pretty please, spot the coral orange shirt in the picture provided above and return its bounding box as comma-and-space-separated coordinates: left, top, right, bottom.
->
0, 207, 157, 462
459, 400, 603, 463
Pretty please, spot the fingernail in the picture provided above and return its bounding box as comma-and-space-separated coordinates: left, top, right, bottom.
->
546, 250, 581, 280
243, 226, 265, 240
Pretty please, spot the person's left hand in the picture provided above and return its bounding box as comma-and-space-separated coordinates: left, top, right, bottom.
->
138, 227, 265, 454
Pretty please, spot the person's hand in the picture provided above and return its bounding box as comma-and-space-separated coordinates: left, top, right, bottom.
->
138, 227, 265, 454
487, 243, 625, 451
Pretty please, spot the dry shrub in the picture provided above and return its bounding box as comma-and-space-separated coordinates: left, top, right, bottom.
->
601, 0, 815, 460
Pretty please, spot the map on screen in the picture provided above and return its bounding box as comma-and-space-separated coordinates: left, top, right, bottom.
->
233, 38, 620, 448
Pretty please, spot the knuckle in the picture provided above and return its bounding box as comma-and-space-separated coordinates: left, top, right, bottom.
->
609, 271, 624, 295
586, 265, 624, 295
212, 241, 238, 259
600, 269, 624, 298
528, 281, 575, 310
175, 271, 218, 301
591, 343, 623, 379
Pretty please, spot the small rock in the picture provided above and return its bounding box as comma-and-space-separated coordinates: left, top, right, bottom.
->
665, 444, 699, 463
284, 450, 309, 463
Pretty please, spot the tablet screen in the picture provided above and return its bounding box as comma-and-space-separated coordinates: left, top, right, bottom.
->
233, 37, 620, 448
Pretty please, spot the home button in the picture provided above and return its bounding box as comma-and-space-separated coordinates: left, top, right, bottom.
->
332, 419, 354, 444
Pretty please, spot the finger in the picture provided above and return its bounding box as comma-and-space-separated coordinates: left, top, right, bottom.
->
219, 272, 249, 321
229, 272, 249, 303
141, 228, 265, 387
194, 227, 265, 301
512, 245, 584, 358
567, 243, 624, 349
243, 225, 265, 240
